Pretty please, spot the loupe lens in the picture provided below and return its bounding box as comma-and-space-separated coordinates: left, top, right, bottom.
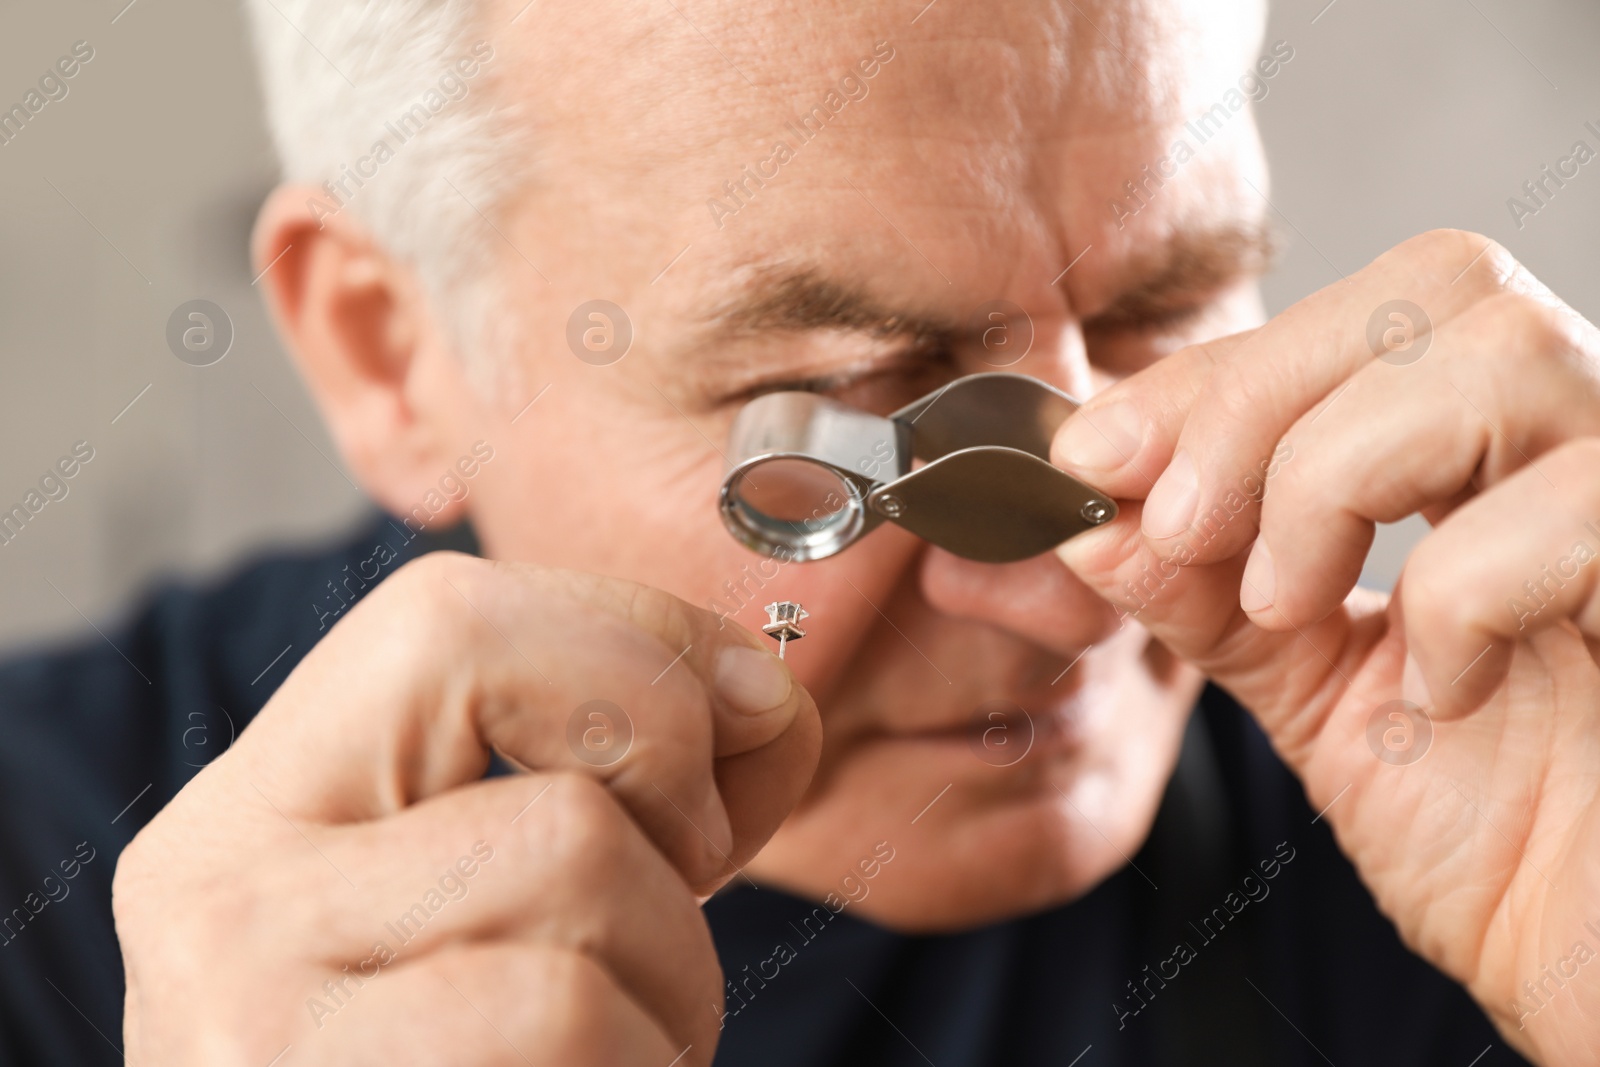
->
721, 457, 863, 561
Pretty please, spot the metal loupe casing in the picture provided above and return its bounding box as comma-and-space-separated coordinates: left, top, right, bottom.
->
718, 372, 1117, 563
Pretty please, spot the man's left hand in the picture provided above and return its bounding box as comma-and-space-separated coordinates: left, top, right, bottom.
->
1052, 228, 1600, 1066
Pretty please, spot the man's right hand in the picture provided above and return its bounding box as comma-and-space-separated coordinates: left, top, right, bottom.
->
112, 552, 820, 1066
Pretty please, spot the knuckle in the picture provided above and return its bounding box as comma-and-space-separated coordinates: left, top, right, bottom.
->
535, 568, 720, 662
109, 832, 155, 932
1163, 335, 1229, 377
528, 773, 632, 878
388, 547, 467, 586
112, 817, 205, 936
1254, 439, 1304, 511
1196, 356, 1280, 446
370, 551, 486, 653
114, 826, 266, 970
382, 551, 477, 611
1135, 335, 1231, 414
1392, 228, 1517, 296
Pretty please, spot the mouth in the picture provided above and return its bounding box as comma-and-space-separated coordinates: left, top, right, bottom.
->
807, 639, 1118, 787
870, 690, 1093, 771
879, 647, 1098, 740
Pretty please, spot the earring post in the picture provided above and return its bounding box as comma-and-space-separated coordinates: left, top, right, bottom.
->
762, 601, 809, 659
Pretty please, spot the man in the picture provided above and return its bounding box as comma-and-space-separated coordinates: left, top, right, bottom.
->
2, 0, 1597, 1063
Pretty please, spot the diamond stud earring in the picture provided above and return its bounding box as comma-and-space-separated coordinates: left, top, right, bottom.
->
762, 602, 809, 659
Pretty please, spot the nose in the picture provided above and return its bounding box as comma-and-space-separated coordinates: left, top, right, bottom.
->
917, 543, 1123, 661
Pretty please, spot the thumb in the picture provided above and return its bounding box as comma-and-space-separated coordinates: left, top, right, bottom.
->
1054, 497, 1348, 737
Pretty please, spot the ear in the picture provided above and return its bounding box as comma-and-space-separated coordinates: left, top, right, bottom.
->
250, 185, 474, 528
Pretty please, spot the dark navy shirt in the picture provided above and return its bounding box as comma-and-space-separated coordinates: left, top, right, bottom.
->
0, 517, 1529, 1066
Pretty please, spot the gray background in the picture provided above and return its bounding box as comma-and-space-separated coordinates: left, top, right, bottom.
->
0, 0, 1595, 651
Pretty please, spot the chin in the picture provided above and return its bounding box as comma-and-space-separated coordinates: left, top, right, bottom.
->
744, 707, 1184, 933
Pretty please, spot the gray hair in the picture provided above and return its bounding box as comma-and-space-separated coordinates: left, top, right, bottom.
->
243, 0, 524, 391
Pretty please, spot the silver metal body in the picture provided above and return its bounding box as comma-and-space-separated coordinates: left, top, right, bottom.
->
719, 373, 1116, 563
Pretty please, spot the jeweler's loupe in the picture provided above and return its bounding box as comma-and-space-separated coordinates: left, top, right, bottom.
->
719, 372, 1117, 563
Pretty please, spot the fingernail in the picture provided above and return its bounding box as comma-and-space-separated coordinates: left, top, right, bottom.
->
1402, 653, 1433, 709
714, 646, 793, 715
1143, 451, 1199, 539
1239, 539, 1275, 613
1056, 402, 1142, 471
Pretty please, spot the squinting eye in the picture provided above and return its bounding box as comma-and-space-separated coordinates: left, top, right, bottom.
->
1134, 304, 1208, 332
1084, 305, 1215, 380
824, 360, 960, 415
1092, 302, 1209, 336
735, 341, 960, 416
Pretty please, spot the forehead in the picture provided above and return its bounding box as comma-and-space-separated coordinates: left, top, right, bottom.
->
503, 0, 1266, 158
494, 0, 1267, 311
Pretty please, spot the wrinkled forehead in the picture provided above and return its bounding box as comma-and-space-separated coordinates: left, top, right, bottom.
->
497, 0, 1265, 188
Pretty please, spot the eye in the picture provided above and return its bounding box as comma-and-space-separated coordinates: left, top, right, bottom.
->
1088, 298, 1213, 337
729, 335, 960, 415
1131, 304, 1207, 332
1083, 299, 1222, 379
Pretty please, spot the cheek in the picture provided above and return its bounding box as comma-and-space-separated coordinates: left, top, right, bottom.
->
1087, 628, 1205, 805
473, 399, 717, 569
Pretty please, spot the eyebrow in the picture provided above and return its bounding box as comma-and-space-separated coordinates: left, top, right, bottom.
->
704, 266, 961, 344
1085, 219, 1281, 328
702, 219, 1279, 345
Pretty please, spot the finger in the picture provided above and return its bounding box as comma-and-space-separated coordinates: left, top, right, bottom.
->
1248, 292, 1600, 628
222, 553, 818, 887
1059, 229, 1529, 563
1398, 437, 1600, 720
1051, 332, 1238, 498
507, 569, 821, 879
311, 773, 723, 1051
1055, 498, 1307, 679
1053, 489, 1373, 756
317, 943, 693, 1066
